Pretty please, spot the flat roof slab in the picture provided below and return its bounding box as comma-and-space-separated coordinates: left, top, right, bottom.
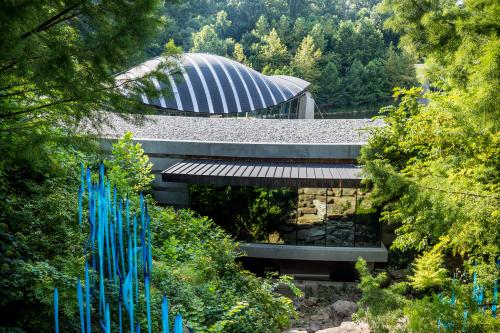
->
94, 113, 382, 144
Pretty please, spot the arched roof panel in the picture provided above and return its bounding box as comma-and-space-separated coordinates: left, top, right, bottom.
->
116, 53, 310, 114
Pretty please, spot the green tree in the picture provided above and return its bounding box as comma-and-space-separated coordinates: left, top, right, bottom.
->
315, 61, 341, 105
291, 35, 322, 82
259, 29, 290, 73
0, 0, 169, 137
105, 132, 154, 194
309, 23, 327, 52
362, 59, 388, 103
342, 59, 365, 105
191, 25, 235, 56
233, 42, 247, 64
383, 43, 417, 89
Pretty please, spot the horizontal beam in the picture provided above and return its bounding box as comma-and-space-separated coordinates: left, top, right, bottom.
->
239, 243, 388, 262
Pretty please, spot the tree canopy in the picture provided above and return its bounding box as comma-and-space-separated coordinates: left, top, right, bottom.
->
159, 0, 417, 108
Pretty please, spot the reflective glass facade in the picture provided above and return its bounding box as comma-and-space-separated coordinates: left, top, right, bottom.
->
189, 185, 381, 248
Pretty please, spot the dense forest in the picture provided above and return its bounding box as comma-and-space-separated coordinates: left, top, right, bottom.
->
154, 0, 416, 108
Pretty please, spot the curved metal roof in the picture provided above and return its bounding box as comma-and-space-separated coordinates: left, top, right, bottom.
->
116, 53, 310, 114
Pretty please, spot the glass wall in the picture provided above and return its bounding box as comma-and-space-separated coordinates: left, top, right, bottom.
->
189, 185, 380, 247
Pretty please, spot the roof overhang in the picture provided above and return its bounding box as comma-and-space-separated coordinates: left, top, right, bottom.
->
162, 159, 363, 188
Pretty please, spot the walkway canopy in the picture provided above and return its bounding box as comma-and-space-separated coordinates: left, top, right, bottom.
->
162, 159, 362, 188
115, 53, 310, 114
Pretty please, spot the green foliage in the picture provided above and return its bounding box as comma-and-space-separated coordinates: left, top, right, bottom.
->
160, 0, 417, 107
150, 208, 297, 332
0, 131, 297, 331
355, 258, 409, 332
191, 10, 236, 56
355, 259, 500, 333
0, 141, 90, 331
0, 0, 171, 139
105, 131, 154, 194
291, 35, 322, 82
356, 0, 500, 331
409, 246, 449, 291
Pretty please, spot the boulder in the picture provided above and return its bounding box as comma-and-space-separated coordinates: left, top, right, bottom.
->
285, 330, 307, 333
315, 321, 370, 333
307, 321, 322, 332
329, 300, 357, 326
313, 199, 326, 216
304, 296, 318, 306
388, 269, 408, 280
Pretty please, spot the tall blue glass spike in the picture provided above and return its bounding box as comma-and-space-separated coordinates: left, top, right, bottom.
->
105, 303, 111, 333
54, 288, 59, 333
126, 238, 134, 333
77, 278, 85, 333
145, 276, 152, 333
126, 198, 130, 233
173, 314, 183, 333
105, 182, 112, 279
85, 263, 91, 333
147, 215, 152, 277
110, 221, 117, 282
162, 296, 170, 333
119, 200, 125, 277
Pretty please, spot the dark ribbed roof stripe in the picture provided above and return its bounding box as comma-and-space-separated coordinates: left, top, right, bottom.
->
267, 77, 287, 102
184, 54, 214, 113
210, 55, 242, 113
196, 54, 229, 113
260, 76, 277, 105
227, 59, 255, 110
269, 77, 295, 97
243, 66, 266, 108
172, 58, 199, 112
164, 70, 183, 109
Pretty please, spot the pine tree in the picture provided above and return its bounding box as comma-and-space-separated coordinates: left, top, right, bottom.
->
0, 0, 167, 136
191, 25, 234, 56
342, 59, 365, 105
259, 29, 290, 71
291, 35, 322, 82
315, 61, 341, 105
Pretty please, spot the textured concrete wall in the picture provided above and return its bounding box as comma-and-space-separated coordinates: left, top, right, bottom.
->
298, 91, 315, 119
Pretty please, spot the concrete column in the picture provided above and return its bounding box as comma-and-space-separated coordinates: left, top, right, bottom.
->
298, 91, 315, 119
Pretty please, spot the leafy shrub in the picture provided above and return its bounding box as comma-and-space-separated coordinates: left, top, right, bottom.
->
355, 258, 500, 333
